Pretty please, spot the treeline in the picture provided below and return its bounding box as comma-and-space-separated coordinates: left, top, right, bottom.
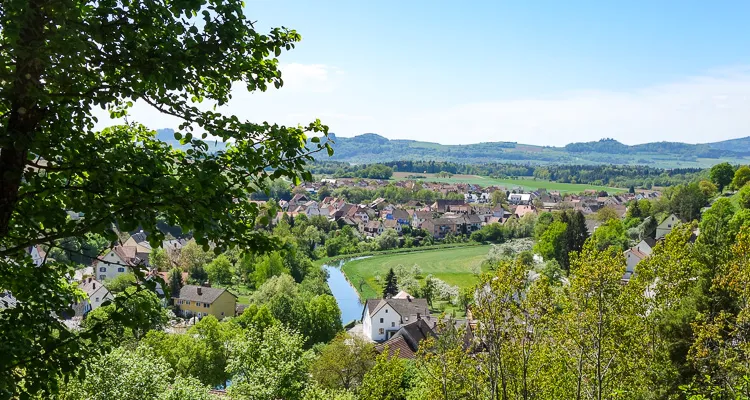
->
310, 160, 704, 188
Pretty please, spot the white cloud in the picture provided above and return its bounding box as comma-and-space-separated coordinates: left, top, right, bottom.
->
383, 68, 750, 146
97, 65, 750, 147
277, 63, 338, 93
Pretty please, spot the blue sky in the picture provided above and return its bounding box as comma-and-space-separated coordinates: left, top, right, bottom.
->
128, 1, 750, 146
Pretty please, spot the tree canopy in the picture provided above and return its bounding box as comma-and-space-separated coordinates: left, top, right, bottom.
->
0, 1, 331, 396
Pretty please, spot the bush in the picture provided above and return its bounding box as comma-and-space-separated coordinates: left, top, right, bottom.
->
738, 184, 750, 209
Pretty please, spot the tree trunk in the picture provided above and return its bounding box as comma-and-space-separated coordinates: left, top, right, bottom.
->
0, 0, 46, 239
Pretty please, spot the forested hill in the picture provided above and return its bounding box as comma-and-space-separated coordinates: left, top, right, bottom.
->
317, 133, 750, 168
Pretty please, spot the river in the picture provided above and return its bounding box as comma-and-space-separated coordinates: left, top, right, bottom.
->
324, 259, 367, 325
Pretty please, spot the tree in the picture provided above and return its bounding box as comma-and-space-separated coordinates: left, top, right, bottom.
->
595, 205, 619, 223
168, 267, 183, 299
590, 218, 629, 252
1, 2, 332, 395
698, 180, 718, 197
227, 324, 310, 400
303, 294, 342, 346
253, 251, 289, 286
357, 349, 407, 400
85, 286, 168, 341
383, 268, 399, 298
473, 257, 554, 400
59, 347, 173, 400
417, 318, 481, 400
205, 254, 233, 285
104, 272, 136, 294
557, 241, 637, 399
149, 247, 172, 271
732, 165, 750, 190
534, 221, 567, 265
310, 333, 376, 390
669, 183, 707, 222
739, 184, 750, 209
491, 190, 507, 207
376, 229, 400, 251
710, 162, 735, 192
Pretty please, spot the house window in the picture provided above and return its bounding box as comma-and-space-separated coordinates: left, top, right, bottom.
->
205, 303, 209, 308
667, 224, 672, 228
379, 328, 384, 335
186, 301, 190, 305
391, 322, 395, 327
380, 318, 384, 323
385, 309, 388, 313
99, 267, 106, 272
117, 267, 125, 273
99, 275, 106, 280
196, 302, 201, 307
221, 312, 225, 316
95, 297, 99, 302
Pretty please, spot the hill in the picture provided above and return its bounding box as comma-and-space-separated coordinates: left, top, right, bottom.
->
319, 133, 750, 168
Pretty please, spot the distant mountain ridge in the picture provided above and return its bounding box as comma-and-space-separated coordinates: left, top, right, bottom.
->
318, 133, 750, 168
151, 127, 750, 168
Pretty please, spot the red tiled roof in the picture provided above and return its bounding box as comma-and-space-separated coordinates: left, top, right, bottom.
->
375, 336, 416, 359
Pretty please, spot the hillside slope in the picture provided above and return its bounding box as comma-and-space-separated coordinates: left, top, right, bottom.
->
319, 134, 750, 168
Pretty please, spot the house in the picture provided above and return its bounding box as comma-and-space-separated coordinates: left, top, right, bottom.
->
374, 315, 477, 359
173, 285, 237, 320
76, 278, 113, 316
388, 209, 411, 225
432, 199, 467, 213
635, 238, 656, 256
375, 318, 436, 359
656, 214, 680, 239
93, 245, 139, 281
508, 193, 531, 205
362, 296, 430, 342
124, 231, 152, 263
411, 210, 433, 229
288, 193, 309, 208
0, 291, 17, 309
363, 220, 384, 237
382, 219, 403, 234
28, 244, 47, 266
623, 247, 649, 283
514, 205, 536, 218
422, 218, 458, 239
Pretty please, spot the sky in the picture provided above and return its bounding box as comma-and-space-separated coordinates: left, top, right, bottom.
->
122, 0, 750, 146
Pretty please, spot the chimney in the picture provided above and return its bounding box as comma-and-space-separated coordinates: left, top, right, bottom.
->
202, 281, 211, 288
197, 287, 202, 296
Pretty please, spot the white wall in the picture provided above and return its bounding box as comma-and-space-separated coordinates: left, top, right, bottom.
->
96, 251, 132, 281
368, 304, 402, 342
88, 286, 113, 310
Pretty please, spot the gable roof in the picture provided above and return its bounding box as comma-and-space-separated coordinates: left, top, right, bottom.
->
175, 285, 236, 304
375, 336, 416, 359
625, 247, 648, 260
129, 231, 148, 244
364, 297, 430, 319
375, 318, 436, 359
79, 278, 108, 298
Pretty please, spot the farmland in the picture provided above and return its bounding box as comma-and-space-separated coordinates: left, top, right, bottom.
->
341, 245, 492, 315
391, 172, 626, 193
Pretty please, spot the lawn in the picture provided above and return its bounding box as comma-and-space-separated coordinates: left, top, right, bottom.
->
341, 245, 492, 302
391, 172, 625, 193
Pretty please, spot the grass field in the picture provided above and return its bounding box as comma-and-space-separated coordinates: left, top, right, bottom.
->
341, 245, 492, 302
391, 172, 625, 193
